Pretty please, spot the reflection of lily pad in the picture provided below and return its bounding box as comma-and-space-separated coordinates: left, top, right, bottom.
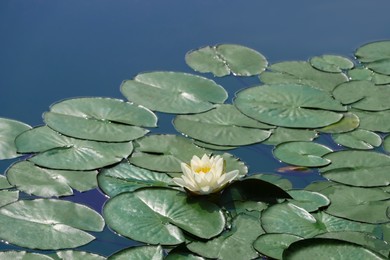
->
44, 97, 156, 142
273, 141, 332, 167
332, 129, 382, 150
0, 118, 31, 160
310, 55, 354, 73
234, 84, 346, 128
185, 44, 267, 77
173, 104, 272, 146
103, 189, 225, 245
121, 71, 227, 114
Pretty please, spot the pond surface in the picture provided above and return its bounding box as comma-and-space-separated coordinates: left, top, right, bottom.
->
1, 0, 390, 257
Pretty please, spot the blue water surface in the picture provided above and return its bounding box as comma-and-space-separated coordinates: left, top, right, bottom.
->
1, 0, 390, 257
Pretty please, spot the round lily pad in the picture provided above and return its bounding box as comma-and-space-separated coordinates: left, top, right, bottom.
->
310, 55, 354, 73
351, 109, 390, 132
263, 127, 318, 145
316, 112, 360, 134
0, 190, 18, 207
320, 150, 390, 187
109, 245, 163, 260
288, 190, 330, 212
185, 44, 268, 77
103, 188, 225, 245
332, 129, 382, 150
173, 104, 272, 146
253, 233, 303, 260
120, 71, 227, 114
273, 141, 332, 167
356, 40, 390, 75
0, 118, 31, 160
259, 61, 348, 92
234, 84, 346, 128
44, 97, 156, 142
0, 199, 104, 250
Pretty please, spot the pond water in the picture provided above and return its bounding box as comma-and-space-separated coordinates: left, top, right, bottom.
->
1, 0, 390, 257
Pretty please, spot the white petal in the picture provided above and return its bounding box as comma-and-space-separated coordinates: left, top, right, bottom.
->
191, 155, 202, 168
217, 170, 239, 186
199, 185, 212, 194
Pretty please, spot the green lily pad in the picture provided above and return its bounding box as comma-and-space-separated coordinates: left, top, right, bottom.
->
0, 118, 31, 160
333, 81, 390, 111
249, 173, 293, 190
185, 44, 267, 77
0, 175, 13, 189
234, 84, 346, 128
0, 190, 18, 207
15, 126, 133, 170
288, 190, 330, 212
283, 238, 387, 259
348, 67, 390, 85
193, 140, 237, 151
222, 200, 268, 218
165, 246, 205, 260
316, 231, 390, 257
259, 61, 348, 92
320, 150, 390, 187
384, 135, 390, 153
0, 251, 54, 260
6, 161, 98, 197
332, 129, 382, 150
316, 112, 360, 134
54, 251, 106, 260
263, 127, 318, 145
98, 161, 173, 197
43, 97, 156, 142
187, 214, 264, 260
273, 141, 332, 167
318, 184, 390, 224
310, 55, 354, 73
351, 109, 390, 132
253, 233, 303, 260
108, 245, 163, 260
356, 40, 390, 75
173, 104, 272, 146
0, 199, 104, 250
103, 188, 225, 245
261, 203, 375, 238
120, 71, 227, 114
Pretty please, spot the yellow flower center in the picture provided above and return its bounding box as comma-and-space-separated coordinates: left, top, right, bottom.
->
194, 166, 211, 174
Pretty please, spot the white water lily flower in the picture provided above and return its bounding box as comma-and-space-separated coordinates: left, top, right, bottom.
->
173, 154, 239, 195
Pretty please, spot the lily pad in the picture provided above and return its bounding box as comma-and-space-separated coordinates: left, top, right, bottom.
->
98, 161, 173, 197
193, 140, 237, 151
0, 251, 54, 260
187, 214, 264, 260
15, 126, 133, 170
283, 238, 387, 259
0, 175, 13, 189
165, 246, 205, 260
103, 188, 225, 245
259, 61, 348, 92
384, 135, 390, 153
0, 199, 104, 249
320, 150, 390, 187
185, 44, 267, 77
356, 40, 390, 75
288, 190, 330, 212
316, 113, 360, 134
273, 141, 332, 167
0, 190, 19, 207
263, 127, 318, 145
54, 251, 106, 260
310, 55, 354, 73
234, 84, 346, 128
351, 109, 390, 132
249, 173, 293, 190
253, 233, 303, 260
6, 161, 98, 197
0, 118, 31, 160
333, 81, 390, 111
348, 67, 390, 85
120, 71, 227, 114
173, 104, 272, 146
332, 129, 382, 150
108, 245, 163, 260
43, 97, 156, 142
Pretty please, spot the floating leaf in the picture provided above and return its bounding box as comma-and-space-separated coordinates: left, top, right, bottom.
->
108, 245, 163, 260
310, 55, 354, 73
234, 84, 346, 128
348, 67, 390, 85
0, 175, 13, 190
288, 190, 330, 212
0, 199, 104, 249
356, 40, 390, 75
54, 250, 106, 260
320, 150, 390, 187
173, 104, 272, 146
165, 246, 205, 260
273, 141, 332, 167
259, 61, 348, 92
6, 161, 98, 197
283, 238, 387, 259
187, 214, 264, 260
0, 251, 53, 260
249, 173, 293, 190
332, 129, 382, 150
193, 140, 237, 151
333, 81, 390, 111
253, 233, 303, 260
98, 161, 173, 197
351, 109, 390, 132
120, 71, 227, 114
263, 127, 317, 145
0, 118, 31, 160
43, 97, 156, 142
316, 112, 360, 134
103, 188, 225, 245
15, 126, 133, 170
384, 135, 390, 153
0, 190, 18, 207
185, 44, 267, 77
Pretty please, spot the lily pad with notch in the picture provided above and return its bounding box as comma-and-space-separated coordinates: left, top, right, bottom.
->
332, 129, 382, 150
309, 55, 354, 73
316, 112, 360, 134
355, 40, 390, 75
263, 127, 318, 145
0, 118, 31, 160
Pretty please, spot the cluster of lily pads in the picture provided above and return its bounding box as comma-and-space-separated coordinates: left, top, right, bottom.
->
0, 41, 390, 259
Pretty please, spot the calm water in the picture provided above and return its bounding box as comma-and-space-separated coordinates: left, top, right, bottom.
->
1, 0, 390, 256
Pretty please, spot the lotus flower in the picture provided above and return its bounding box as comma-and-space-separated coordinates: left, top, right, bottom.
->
173, 154, 239, 195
